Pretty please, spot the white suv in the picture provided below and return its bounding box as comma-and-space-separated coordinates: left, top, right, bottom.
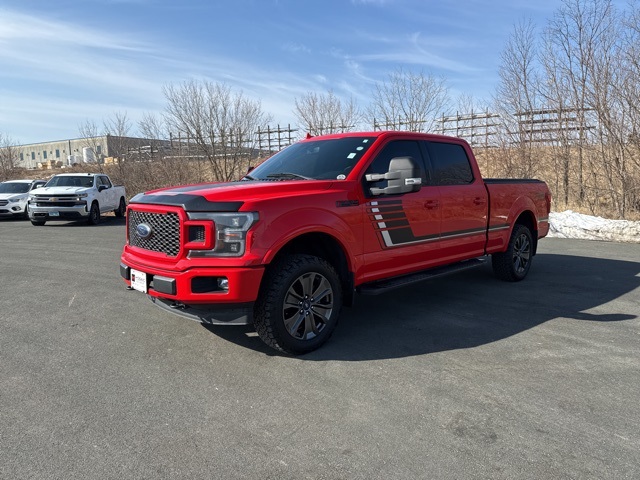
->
0, 179, 47, 219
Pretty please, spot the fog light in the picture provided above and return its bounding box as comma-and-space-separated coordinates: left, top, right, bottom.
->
217, 277, 229, 291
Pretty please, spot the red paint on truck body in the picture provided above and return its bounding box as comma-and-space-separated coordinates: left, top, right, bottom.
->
120, 131, 550, 321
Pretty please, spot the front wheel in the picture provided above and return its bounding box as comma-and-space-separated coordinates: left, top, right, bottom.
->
254, 254, 342, 355
87, 202, 100, 225
31, 219, 45, 226
492, 224, 533, 282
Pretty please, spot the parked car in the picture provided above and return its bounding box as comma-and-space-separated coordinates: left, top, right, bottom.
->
120, 131, 551, 354
0, 179, 47, 219
28, 173, 126, 226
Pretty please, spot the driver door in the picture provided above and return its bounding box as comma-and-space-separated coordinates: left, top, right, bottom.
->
359, 139, 441, 283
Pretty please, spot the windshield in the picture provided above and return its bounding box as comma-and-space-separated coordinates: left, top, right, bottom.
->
248, 136, 376, 181
0, 182, 30, 194
45, 176, 94, 188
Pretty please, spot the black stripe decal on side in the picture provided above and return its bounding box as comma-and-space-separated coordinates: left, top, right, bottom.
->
368, 211, 407, 221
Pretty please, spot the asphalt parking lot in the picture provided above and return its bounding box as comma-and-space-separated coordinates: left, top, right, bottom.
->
1, 217, 639, 479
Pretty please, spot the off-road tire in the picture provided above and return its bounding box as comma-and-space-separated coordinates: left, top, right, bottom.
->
254, 254, 342, 355
492, 224, 533, 282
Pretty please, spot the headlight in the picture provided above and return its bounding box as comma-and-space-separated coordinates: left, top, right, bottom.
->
77, 193, 88, 198
187, 212, 258, 257
8, 198, 21, 203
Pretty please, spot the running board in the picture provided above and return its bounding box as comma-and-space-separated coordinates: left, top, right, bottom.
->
357, 258, 486, 296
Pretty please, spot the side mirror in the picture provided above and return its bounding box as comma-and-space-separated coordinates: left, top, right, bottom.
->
365, 156, 422, 196
98, 185, 108, 192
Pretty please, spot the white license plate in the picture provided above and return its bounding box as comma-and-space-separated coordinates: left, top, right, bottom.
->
130, 268, 148, 293
49, 212, 59, 217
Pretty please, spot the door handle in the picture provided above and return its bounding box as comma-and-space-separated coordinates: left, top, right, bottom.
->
424, 200, 439, 209
473, 197, 486, 206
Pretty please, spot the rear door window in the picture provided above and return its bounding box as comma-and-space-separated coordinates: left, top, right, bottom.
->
425, 142, 474, 185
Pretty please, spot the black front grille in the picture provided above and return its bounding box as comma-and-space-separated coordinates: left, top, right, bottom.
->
0, 200, 8, 206
128, 210, 181, 257
35, 201, 85, 207
33, 195, 80, 201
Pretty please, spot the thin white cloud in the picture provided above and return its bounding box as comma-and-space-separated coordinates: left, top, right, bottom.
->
0, 1, 520, 143
0, 9, 149, 52
281, 42, 311, 54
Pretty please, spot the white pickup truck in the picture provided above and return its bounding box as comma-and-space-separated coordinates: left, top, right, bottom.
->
28, 173, 126, 225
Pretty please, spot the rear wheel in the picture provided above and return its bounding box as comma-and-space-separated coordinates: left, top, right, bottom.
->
492, 224, 533, 281
114, 197, 126, 218
254, 254, 342, 355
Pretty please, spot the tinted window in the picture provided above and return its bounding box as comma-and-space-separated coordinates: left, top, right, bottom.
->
0, 183, 30, 194
364, 140, 425, 195
249, 137, 376, 180
99, 176, 112, 188
426, 142, 473, 186
46, 176, 94, 188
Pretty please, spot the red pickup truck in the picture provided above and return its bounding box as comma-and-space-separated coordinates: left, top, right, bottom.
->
120, 131, 551, 354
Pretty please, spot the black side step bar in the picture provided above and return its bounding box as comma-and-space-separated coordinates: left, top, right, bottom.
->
357, 257, 486, 296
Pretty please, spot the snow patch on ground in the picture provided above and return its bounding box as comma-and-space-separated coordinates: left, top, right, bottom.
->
549, 210, 640, 243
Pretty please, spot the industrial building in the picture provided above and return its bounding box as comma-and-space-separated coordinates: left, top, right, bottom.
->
10, 135, 170, 170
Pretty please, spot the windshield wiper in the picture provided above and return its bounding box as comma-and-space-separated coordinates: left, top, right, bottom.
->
266, 172, 313, 180
241, 174, 257, 181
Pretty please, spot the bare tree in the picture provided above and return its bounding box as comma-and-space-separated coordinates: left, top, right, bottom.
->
103, 111, 133, 160
366, 69, 450, 132
543, 0, 617, 204
138, 112, 167, 141
493, 18, 543, 178
540, 24, 579, 207
163, 80, 273, 181
609, 2, 640, 215
0, 133, 20, 180
293, 90, 361, 135
77, 119, 103, 170
133, 112, 200, 189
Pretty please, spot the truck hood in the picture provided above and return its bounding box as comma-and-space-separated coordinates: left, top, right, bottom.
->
31, 186, 91, 196
0, 193, 27, 201
131, 180, 336, 212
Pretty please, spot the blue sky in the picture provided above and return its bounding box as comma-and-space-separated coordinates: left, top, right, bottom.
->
1, 0, 580, 145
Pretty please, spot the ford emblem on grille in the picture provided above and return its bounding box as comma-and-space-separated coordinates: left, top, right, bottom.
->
136, 223, 153, 239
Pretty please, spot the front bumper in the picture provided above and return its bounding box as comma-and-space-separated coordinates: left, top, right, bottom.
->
29, 204, 89, 220
119, 260, 265, 325
0, 203, 27, 216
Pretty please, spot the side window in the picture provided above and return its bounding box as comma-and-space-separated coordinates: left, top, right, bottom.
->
363, 140, 425, 195
100, 176, 112, 188
426, 142, 474, 186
